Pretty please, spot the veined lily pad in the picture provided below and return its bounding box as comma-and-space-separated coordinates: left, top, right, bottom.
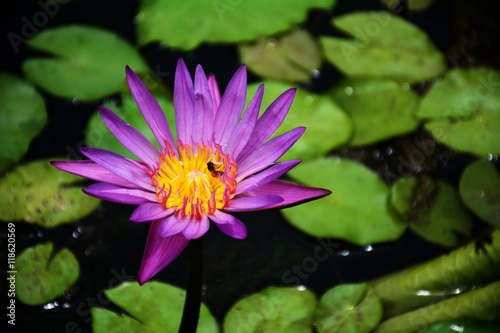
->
321, 12, 446, 83
136, 0, 336, 50
86, 95, 176, 159
331, 78, 420, 146
223, 286, 317, 333
0, 159, 100, 227
418, 318, 500, 333
17, 242, 79, 306
418, 67, 500, 156
459, 160, 500, 229
22, 25, 147, 101
238, 28, 322, 82
390, 176, 472, 248
91, 281, 218, 333
315, 283, 383, 333
247, 81, 352, 161
0, 73, 46, 172
283, 158, 406, 245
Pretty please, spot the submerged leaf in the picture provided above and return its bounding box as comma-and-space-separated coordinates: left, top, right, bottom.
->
86, 95, 176, 159
315, 283, 383, 333
247, 82, 352, 161
418, 67, 500, 156
22, 25, 147, 101
418, 318, 500, 333
239, 28, 322, 82
459, 160, 500, 229
0, 73, 47, 172
283, 158, 406, 245
223, 286, 317, 333
137, 0, 336, 50
0, 159, 100, 227
92, 281, 218, 333
321, 12, 445, 83
331, 77, 420, 146
17, 242, 79, 305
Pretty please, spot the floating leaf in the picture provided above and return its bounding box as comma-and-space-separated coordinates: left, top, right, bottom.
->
418, 67, 500, 156
223, 286, 317, 333
283, 158, 406, 245
86, 95, 176, 159
381, 0, 437, 12
22, 25, 147, 101
247, 82, 352, 161
391, 177, 473, 248
331, 77, 420, 146
17, 242, 79, 306
238, 28, 322, 82
370, 230, 500, 317
92, 281, 218, 333
321, 12, 446, 83
137, 0, 336, 50
459, 160, 500, 229
315, 283, 383, 333
418, 318, 500, 333
0, 74, 46, 172
0, 159, 100, 227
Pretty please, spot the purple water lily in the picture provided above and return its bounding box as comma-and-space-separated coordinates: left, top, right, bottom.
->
53, 59, 330, 284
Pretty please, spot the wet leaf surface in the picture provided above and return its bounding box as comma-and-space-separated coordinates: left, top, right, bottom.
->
17, 242, 80, 306
22, 25, 147, 101
0, 159, 100, 227
223, 286, 317, 333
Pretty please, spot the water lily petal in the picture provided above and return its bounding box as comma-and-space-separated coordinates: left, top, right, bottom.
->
125, 66, 176, 150
237, 88, 296, 161
224, 84, 264, 158
181, 214, 210, 239
138, 222, 189, 285
51, 160, 140, 189
84, 183, 157, 205
80, 147, 154, 191
98, 106, 160, 169
214, 65, 247, 146
130, 202, 175, 222
236, 159, 301, 195
173, 58, 195, 145
211, 210, 247, 239
247, 179, 331, 209
207, 74, 221, 115
158, 214, 190, 238
193, 65, 214, 143
237, 127, 305, 180
224, 194, 284, 212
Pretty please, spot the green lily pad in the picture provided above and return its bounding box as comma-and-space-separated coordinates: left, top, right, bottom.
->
321, 12, 446, 83
418, 318, 500, 333
136, 0, 336, 50
91, 281, 218, 333
331, 78, 420, 146
283, 158, 406, 245
238, 28, 322, 82
418, 67, 500, 156
22, 25, 147, 101
17, 242, 79, 306
459, 160, 500, 229
315, 283, 383, 333
0, 159, 100, 227
86, 95, 176, 158
391, 176, 472, 248
247, 81, 352, 161
381, 0, 437, 12
0, 73, 47, 172
223, 286, 317, 333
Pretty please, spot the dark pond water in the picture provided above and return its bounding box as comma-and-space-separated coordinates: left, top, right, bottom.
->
1, 0, 499, 332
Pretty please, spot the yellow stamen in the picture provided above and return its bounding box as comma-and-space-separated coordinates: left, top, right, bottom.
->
150, 143, 237, 218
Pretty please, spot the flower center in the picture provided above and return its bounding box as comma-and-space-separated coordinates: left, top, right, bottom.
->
150, 143, 237, 218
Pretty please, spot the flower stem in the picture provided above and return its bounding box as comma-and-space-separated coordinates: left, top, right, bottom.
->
178, 237, 203, 333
